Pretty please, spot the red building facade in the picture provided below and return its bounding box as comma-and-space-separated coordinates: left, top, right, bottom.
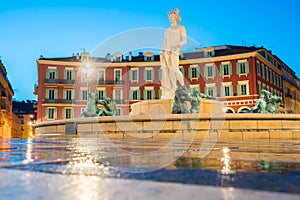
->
35, 45, 298, 122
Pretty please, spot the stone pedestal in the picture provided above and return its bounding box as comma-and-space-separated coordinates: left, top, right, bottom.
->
130, 99, 224, 115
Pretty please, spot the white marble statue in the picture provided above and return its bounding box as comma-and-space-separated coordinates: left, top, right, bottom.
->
160, 8, 187, 99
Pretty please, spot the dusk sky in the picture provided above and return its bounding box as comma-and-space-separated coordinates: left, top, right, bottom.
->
0, 0, 299, 100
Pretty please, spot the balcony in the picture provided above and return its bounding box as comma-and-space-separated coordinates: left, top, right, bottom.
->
45, 79, 75, 84
44, 99, 75, 104
98, 80, 124, 85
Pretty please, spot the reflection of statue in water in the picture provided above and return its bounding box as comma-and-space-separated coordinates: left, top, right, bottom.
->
251, 89, 281, 113
160, 8, 187, 100
97, 96, 117, 116
79, 92, 117, 117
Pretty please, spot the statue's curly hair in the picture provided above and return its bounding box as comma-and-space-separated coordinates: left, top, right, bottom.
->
168, 8, 181, 22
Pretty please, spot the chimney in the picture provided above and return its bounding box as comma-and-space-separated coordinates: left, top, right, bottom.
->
76, 53, 80, 60
128, 51, 132, 61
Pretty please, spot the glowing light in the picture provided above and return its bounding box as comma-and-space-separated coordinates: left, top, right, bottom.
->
221, 147, 231, 174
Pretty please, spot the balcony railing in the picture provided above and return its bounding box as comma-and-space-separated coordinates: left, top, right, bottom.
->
44, 99, 75, 104
98, 80, 124, 85
45, 79, 75, 84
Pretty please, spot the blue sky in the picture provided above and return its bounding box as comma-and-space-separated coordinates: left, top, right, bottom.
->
0, 0, 299, 100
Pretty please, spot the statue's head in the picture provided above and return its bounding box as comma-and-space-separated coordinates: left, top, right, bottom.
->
168, 8, 181, 22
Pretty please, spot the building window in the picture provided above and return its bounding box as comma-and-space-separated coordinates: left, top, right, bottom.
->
205, 86, 216, 97
262, 64, 265, 78
47, 69, 57, 79
48, 89, 55, 99
188, 65, 200, 78
223, 65, 229, 76
99, 70, 105, 82
114, 90, 122, 100
207, 66, 213, 77
265, 67, 269, 80
64, 69, 73, 80
220, 63, 232, 76
130, 69, 138, 81
257, 61, 261, 75
65, 90, 72, 100
97, 90, 106, 100
46, 108, 56, 120
204, 65, 215, 77
144, 89, 154, 100
64, 108, 73, 119
130, 90, 140, 100
240, 63, 246, 74
81, 90, 88, 100
224, 86, 230, 96
114, 69, 122, 82
144, 69, 154, 81
240, 85, 247, 95
236, 61, 249, 74
192, 68, 198, 78
221, 85, 233, 97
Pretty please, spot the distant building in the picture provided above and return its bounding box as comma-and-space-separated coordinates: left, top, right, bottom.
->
34, 45, 300, 122
12, 100, 37, 137
0, 59, 15, 137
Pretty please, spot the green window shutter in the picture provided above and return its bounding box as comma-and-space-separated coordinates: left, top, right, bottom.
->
204, 66, 208, 77
188, 67, 192, 78
196, 66, 200, 78
180, 68, 185, 76
129, 70, 133, 80
45, 89, 49, 99
158, 69, 162, 80
71, 108, 74, 118
45, 108, 49, 119
137, 90, 140, 100
230, 85, 233, 96
220, 64, 224, 76
71, 70, 75, 80
158, 89, 162, 98
143, 90, 147, 100
62, 108, 66, 119
221, 86, 224, 97
54, 90, 58, 99
245, 61, 249, 74
151, 69, 154, 80
236, 63, 240, 74
143, 70, 147, 80
212, 65, 216, 77
129, 90, 133, 100
151, 90, 155, 99
237, 84, 241, 96
204, 87, 208, 95
228, 63, 232, 75
46, 69, 50, 79
213, 87, 217, 97
71, 90, 75, 99
54, 108, 57, 119
64, 70, 67, 79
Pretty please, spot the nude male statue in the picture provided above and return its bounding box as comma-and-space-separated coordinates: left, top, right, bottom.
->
160, 8, 187, 99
